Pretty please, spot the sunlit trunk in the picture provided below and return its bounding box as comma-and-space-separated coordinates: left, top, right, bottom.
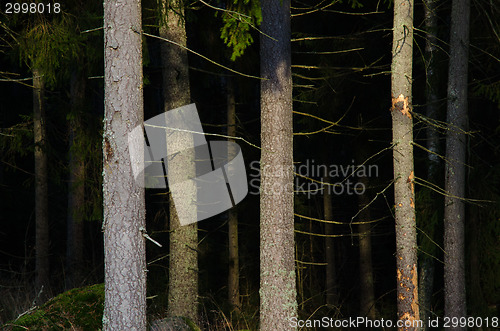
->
102, 0, 146, 327
259, 0, 297, 328
391, 0, 419, 328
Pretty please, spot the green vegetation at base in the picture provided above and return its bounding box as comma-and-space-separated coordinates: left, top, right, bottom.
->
4, 284, 104, 330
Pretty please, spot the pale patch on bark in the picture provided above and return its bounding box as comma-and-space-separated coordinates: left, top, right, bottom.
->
392, 94, 411, 119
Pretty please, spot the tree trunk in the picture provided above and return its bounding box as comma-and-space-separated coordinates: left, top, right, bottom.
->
357, 174, 376, 319
66, 71, 86, 290
391, 0, 420, 328
227, 78, 241, 313
102, 0, 146, 328
423, 0, 440, 177
33, 68, 50, 299
468, 207, 486, 316
323, 174, 337, 307
160, 0, 198, 321
419, 1, 439, 326
444, 0, 470, 326
259, 0, 297, 329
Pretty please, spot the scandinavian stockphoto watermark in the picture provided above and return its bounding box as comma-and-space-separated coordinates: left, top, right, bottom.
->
289, 316, 499, 329
249, 159, 379, 198
289, 316, 424, 329
128, 103, 248, 226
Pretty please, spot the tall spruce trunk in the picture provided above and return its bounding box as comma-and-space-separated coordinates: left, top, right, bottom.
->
423, 0, 440, 175
102, 0, 146, 328
33, 68, 50, 298
160, 0, 198, 321
419, 0, 439, 327
227, 78, 241, 312
66, 71, 86, 290
259, 0, 297, 329
444, 0, 470, 326
391, 0, 420, 328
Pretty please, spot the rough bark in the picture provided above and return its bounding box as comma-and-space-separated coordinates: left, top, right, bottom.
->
391, 0, 420, 328
227, 78, 241, 312
33, 68, 50, 299
66, 71, 86, 290
102, 0, 147, 329
444, 0, 470, 326
160, 0, 198, 321
259, 0, 297, 329
323, 174, 337, 307
357, 174, 376, 319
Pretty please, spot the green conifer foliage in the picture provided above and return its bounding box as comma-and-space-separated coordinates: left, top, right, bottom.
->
219, 0, 262, 61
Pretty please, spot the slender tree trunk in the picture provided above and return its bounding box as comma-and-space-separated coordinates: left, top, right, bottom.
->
423, 0, 440, 175
418, 255, 434, 328
160, 0, 198, 321
444, 0, 470, 326
419, 0, 439, 326
0, 109, 3, 227
33, 68, 50, 299
66, 71, 86, 290
0, 143, 3, 227
468, 207, 486, 316
102, 0, 146, 328
259, 0, 297, 329
357, 174, 376, 319
391, 0, 419, 328
323, 174, 337, 307
227, 78, 241, 313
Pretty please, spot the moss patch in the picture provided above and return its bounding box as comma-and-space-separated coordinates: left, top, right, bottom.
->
4, 284, 104, 330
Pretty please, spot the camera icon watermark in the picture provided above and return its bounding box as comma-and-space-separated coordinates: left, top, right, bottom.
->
128, 104, 248, 226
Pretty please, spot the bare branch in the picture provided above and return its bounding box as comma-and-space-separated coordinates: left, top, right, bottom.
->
142, 31, 264, 80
